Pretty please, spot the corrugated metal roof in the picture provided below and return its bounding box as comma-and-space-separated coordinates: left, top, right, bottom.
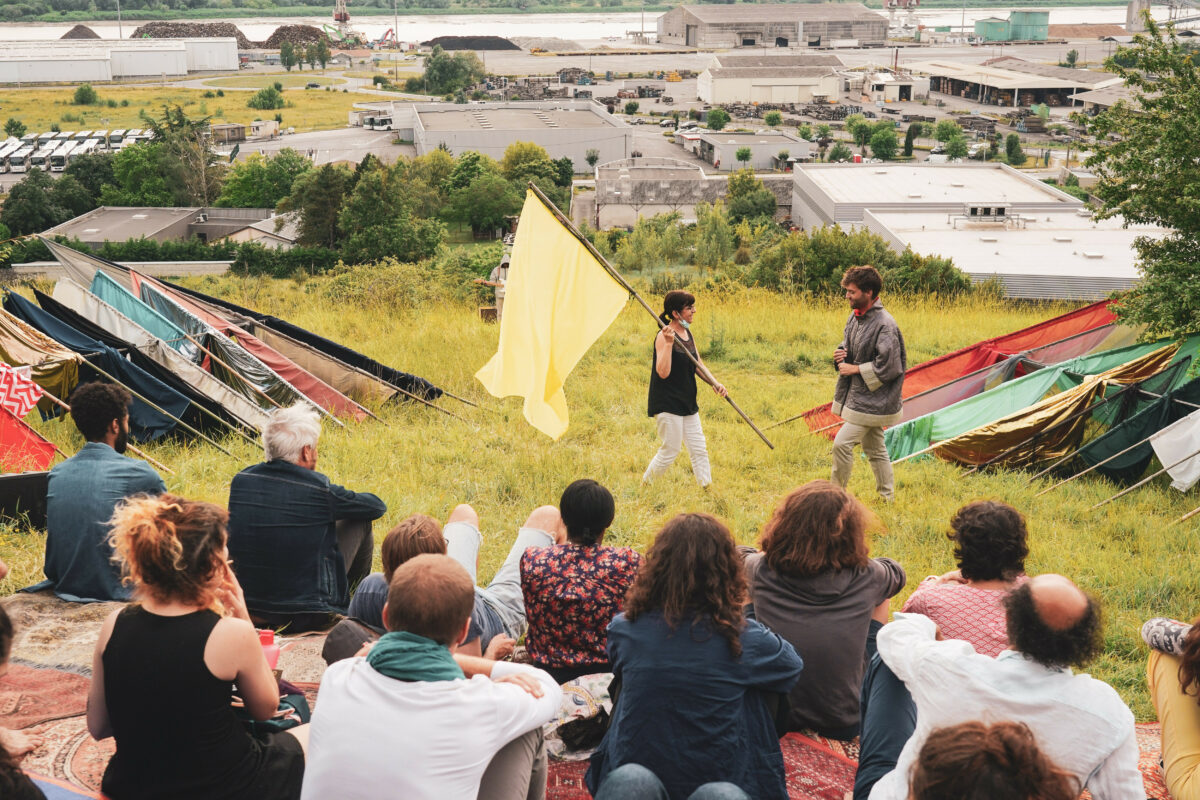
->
681, 2, 885, 23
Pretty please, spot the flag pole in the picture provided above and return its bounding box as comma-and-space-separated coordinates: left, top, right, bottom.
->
1176, 504, 1200, 525
525, 182, 774, 450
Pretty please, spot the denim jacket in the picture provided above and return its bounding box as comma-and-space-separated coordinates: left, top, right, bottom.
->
227, 460, 386, 616
27, 442, 166, 603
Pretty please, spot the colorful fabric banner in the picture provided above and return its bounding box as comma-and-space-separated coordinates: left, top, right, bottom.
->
476, 190, 629, 440
0, 364, 44, 418
0, 405, 56, 473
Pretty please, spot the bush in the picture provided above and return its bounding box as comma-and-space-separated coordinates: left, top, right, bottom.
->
318, 258, 446, 309
73, 84, 99, 105
106, 99, 118, 108
231, 242, 341, 277
216, 89, 225, 97
248, 87, 286, 110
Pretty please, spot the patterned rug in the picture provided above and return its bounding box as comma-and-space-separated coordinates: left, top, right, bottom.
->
0, 665, 91, 729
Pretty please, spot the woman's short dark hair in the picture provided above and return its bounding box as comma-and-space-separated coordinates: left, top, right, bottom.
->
948, 501, 1028, 582
759, 480, 871, 578
840, 265, 882, 299
68, 381, 131, 442
559, 479, 615, 546
659, 290, 696, 326
624, 513, 746, 657
909, 721, 1078, 800
1003, 582, 1101, 670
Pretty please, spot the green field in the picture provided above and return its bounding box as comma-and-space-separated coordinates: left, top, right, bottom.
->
203, 75, 347, 90
1, 277, 1193, 720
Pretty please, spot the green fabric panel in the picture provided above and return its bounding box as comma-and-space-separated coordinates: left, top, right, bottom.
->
90, 272, 198, 361
885, 339, 1181, 460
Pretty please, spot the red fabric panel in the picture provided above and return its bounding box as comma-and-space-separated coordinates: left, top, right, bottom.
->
803, 300, 1118, 437
128, 272, 368, 422
0, 406, 56, 472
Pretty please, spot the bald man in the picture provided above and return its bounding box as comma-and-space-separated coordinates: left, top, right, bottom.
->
855, 574, 1143, 800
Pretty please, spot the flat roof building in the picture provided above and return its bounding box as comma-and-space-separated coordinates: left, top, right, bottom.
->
792, 163, 1160, 299
657, 3, 888, 49
906, 56, 1122, 107
374, 100, 632, 172
46, 206, 274, 250
0, 38, 237, 84
697, 53, 843, 104
690, 129, 812, 171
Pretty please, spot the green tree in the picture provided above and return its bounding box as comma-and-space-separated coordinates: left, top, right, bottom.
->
870, 127, 897, 160
1005, 133, 1026, 166
828, 142, 853, 162
946, 135, 969, 161
447, 170, 521, 233
764, 110, 782, 127
248, 86, 285, 110
49, 175, 94, 219
407, 46, 486, 95
443, 150, 498, 193
797, 123, 812, 140
693, 200, 734, 267
0, 169, 69, 236
216, 148, 312, 209
394, 150, 455, 219
1063, 48, 1079, 68
1084, 16, 1200, 338
500, 141, 556, 185
99, 143, 177, 206
585, 148, 600, 169
727, 187, 776, 223
315, 40, 331, 69
138, 104, 226, 206
816, 123, 832, 139
63, 151, 115, 203
735, 146, 752, 167
73, 83, 99, 105
552, 156, 574, 187
338, 167, 445, 263
4, 118, 26, 138
280, 41, 296, 72
277, 163, 354, 248
727, 168, 761, 199
934, 119, 962, 142
305, 43, 318, 70
903, 123, 920, 156
846, 114, 872, 151
706, 108, 730, 131
623, 100, 639, 115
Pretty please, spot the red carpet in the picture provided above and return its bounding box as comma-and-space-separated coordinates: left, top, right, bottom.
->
0, 665, 90, 729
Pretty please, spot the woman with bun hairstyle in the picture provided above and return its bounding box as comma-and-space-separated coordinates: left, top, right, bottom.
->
643, 290, 728, 488
87, 494, 307, 800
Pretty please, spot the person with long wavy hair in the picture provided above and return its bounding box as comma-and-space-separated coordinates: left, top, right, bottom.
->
87, 494, 307, 800
744, 480, 905, 739
586, 513, 803, 800
1143, 613, 1200, 800
909, 721, 1078, 800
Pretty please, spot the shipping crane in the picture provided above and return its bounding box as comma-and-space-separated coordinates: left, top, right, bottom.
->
326, 0, 366, 47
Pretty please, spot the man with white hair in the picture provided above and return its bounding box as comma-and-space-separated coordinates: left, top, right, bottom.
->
227, 403, 387, 631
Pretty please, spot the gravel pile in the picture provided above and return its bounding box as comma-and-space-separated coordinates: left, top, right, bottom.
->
130, 21, 255, 49
261, 25, 329, 49
509, 36, 583, 52
422, 35, 520, 51
61, 24, 101, 40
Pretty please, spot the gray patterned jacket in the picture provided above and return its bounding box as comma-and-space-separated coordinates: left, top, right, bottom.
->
831, 302, 906, 427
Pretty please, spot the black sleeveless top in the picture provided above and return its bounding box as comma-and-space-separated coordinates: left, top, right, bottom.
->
648, 329, 700, 417
101, 605, 301, 800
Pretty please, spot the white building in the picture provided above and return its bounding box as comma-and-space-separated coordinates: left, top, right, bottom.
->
791, 163, 1161, 300
697, 54, 843, 104
691, 129, 811, 171
0, 38, 238, 84
657, 3, 888, 48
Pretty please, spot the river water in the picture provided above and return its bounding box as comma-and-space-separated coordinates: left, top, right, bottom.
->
0, 5, 1169, 43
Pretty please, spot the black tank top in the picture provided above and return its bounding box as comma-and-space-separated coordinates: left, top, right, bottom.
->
101, 606, 265, 800
647, 329, 700, 417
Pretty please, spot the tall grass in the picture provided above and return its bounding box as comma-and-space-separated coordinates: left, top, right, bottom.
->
2, 278, 1194, 719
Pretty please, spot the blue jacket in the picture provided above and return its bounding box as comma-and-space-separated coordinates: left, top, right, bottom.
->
587, 611, 803, 800
227, 460, 386, 616
31, 442, 166, 603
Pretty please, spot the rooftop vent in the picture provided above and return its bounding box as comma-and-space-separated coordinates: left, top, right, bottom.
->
131, 214, 148, 220
1076, 208, 1092, 217
874, 169, 887, 174
83, 228, 100, 234
950, 182, 965, 187
1083, 251, 1104, 259
908, 192, 922, 198
980, 236, 998, 242
1053, 236, 1073, 242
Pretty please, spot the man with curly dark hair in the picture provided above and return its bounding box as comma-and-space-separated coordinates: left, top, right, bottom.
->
25, 382, 165, 603
855, 574, 1140, 800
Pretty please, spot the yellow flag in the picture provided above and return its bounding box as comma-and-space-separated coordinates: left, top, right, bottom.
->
475, 190, 628, 440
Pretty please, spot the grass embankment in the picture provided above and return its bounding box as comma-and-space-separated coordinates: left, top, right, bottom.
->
2, 85, 362, 134
1, 279, 1194, 719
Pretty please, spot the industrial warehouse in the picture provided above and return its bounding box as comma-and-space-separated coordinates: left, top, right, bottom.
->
0, 38, 238, 83
697, 53, 844, 104
656, 3, 889, 49
906, 56, 1124, 107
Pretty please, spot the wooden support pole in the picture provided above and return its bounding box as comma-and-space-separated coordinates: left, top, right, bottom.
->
40, 389, 175, 475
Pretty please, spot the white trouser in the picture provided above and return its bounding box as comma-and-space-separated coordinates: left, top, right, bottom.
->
643, 412, 712, 487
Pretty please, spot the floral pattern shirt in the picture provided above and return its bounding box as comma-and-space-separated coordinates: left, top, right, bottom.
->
520, 543, 643, 668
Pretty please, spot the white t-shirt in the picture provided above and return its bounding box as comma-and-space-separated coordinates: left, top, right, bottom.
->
300, 658, 562, 800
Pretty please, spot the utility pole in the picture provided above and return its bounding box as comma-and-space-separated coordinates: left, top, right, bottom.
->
117, 0, 123, 39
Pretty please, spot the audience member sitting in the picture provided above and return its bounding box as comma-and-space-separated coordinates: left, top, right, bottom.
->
586, 513, 803, 800
901, 500, 1029, 657
88, 494, 307, 800
742, 480, 904, 739
855, 574, 1142, 800
349, 505, 561, 659
909, 721, 1078, 800
0, 575, 47, 800
1143, 614, 1200, 800
300, 553, 562, 800
29, 382, 165, 602
521, 479, 642, 683
227, 404, 386, 631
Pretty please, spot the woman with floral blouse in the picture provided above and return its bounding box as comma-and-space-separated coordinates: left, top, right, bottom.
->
520, 479, 643, 684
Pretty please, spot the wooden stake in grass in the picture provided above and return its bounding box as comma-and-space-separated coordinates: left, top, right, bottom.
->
525, 181, 774, 450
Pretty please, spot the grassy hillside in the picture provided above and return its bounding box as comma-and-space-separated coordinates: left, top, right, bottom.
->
1, 275, 1193, 719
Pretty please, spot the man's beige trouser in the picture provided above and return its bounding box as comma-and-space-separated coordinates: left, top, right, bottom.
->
832, 421, 895, 501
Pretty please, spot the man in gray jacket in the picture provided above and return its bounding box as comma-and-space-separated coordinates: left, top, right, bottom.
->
831, 266, 906, 501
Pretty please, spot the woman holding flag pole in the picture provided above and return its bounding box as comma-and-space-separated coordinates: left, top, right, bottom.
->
642, 290, 728, 488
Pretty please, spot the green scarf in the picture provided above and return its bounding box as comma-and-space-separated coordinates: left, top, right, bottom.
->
365, 631, 465, 683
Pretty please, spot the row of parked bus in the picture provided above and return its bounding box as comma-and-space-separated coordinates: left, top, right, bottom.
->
0, 128, 155, 174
